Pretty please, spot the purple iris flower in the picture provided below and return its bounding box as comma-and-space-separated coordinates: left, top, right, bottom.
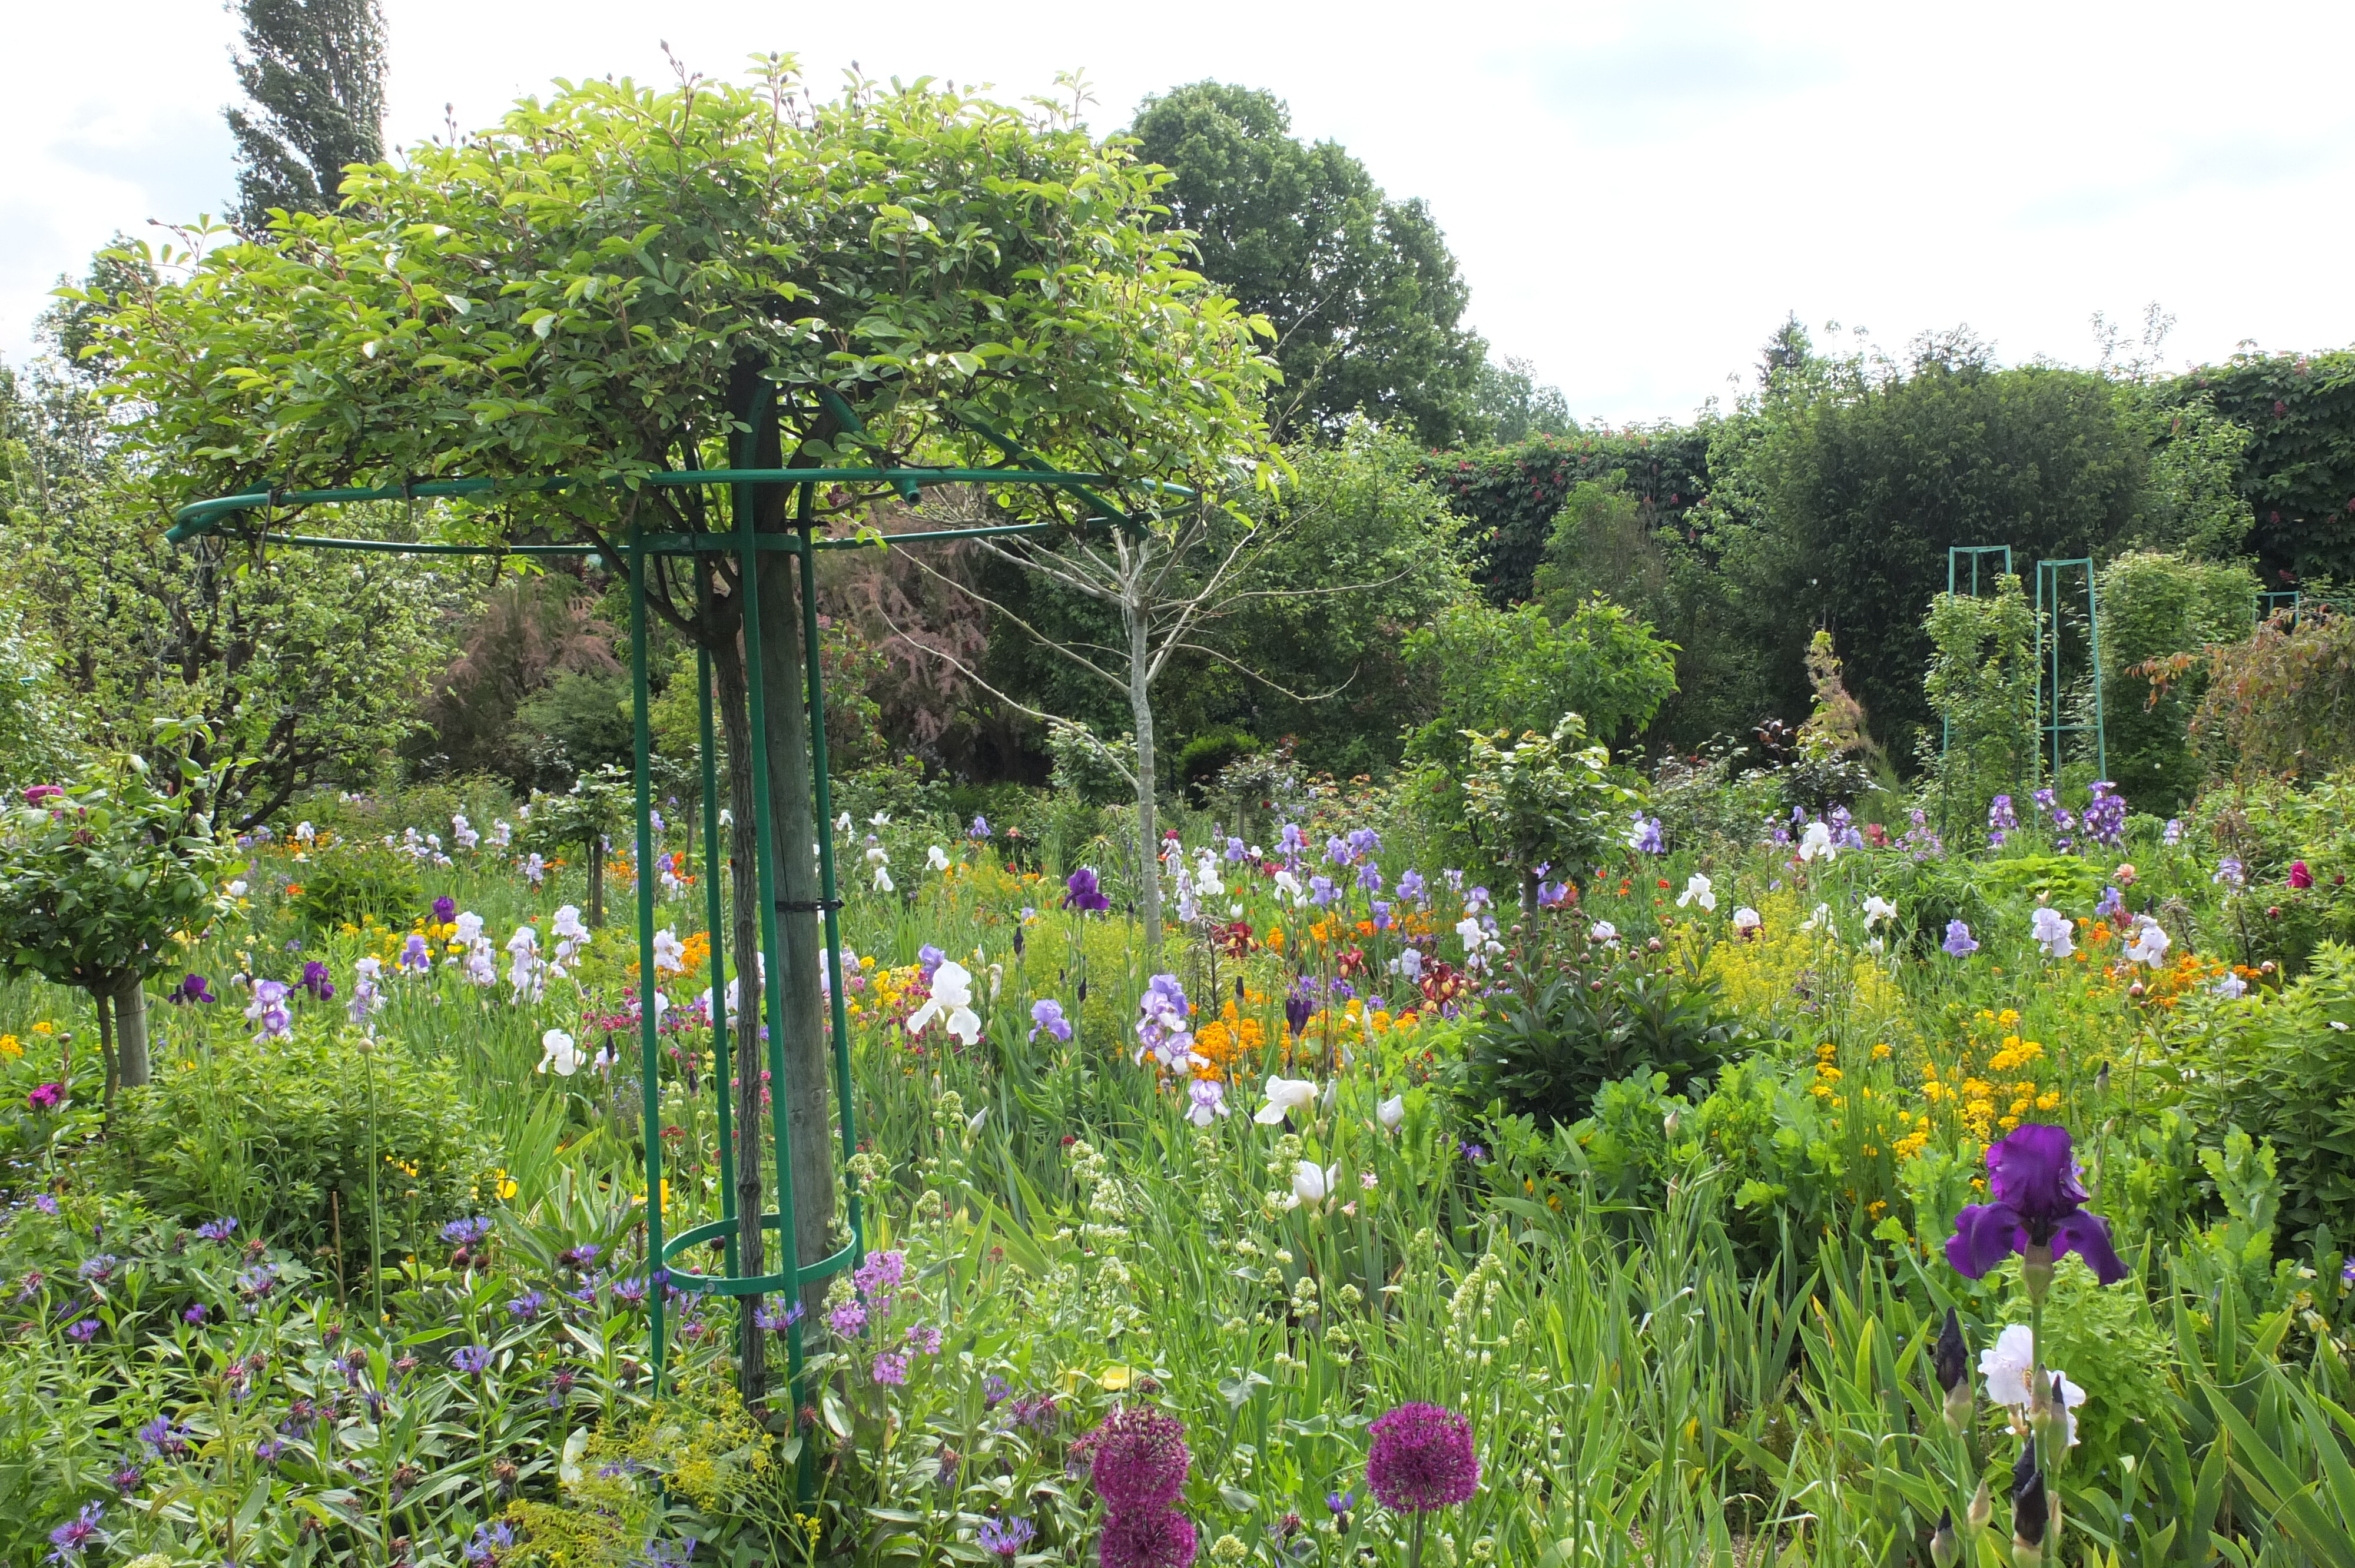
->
1356, 862, 1383, 893
169, 973, 215, 1005
2095, 886, 2123, 919
968, 815, 991, 840
398, 934, 432, 973
1283, 989, 1313, 1038
1945, 1124, 2127, 1285
1063, 867, 1110, 913
1371, 901, 1392, 932
1348, 826, 1382, 861
1325, 835, 1351, 866
1942, 920, 1978, 956
1307, 875, 1336, 907
917, 944, 946, 979
432, 895, 457, 925
1224, 836, 1246, 862
1987, 794, 2016, 848
299, 961, 335, 1001
1397, 869, 1427, 904
2082, 782, 2128, 848
1029, 999, 1073, 1042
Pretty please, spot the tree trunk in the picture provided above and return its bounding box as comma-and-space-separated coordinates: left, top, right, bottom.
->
709, 634, 771, 1407
92, 985, 120, 1108
754, 543, 837, 1336
1521, 868, 1541, 930
1126, 592, 1163, 958
586, 841, 606, 928
112, 975, 150, 1088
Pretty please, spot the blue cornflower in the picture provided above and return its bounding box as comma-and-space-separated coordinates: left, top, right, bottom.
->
507, 1291, 546, 1319
977, 1516, 1036, 1558
452, 1345, 494, 1376
440, 1217, 494, 1247
466, 1521, 516, 1565
47, 1501, 104, 1560
194, 1217, 238, 1243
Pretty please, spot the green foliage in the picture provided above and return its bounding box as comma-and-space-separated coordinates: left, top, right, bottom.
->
1130, 81, 1485, 446
1176, 729, 1257, 806
1921, 573, 2038, 821
1404, 600, 1678, 768
1469, 355, 1574, 446
2161, 347, 2355, 580
0, 566, 81, 796
1466, 962, 1746, 1129
2120, 390, 2257, 560
224, 0, 387, 228
1705, 335, 2149, 761
118, 1023, 499, 1261
99, 63, 1278, 544
1997, 1254, 2178, 1484
513, 668, 635, 783
1203, 426, 1474, 777
2098, 550, 2257, 808
2191, 604, 2355, 782
1422, 428, 1711, 607
1458, 714, 1638, 915
0, 743, 224, 998
287, 839, 422, 930
2183, 943, 2355, 1241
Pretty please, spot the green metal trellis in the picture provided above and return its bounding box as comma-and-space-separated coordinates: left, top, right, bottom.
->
2035, 557, 2107, 783
164, 390, 1178, 1430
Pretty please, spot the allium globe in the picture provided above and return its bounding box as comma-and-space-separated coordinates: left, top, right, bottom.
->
1365, 1401, 1481, 1512
1098, 1506, 1197, 1568
1089, 1405, 1190, 1511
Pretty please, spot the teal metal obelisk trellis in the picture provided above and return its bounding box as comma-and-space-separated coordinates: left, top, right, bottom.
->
165, 391, 1171, 1427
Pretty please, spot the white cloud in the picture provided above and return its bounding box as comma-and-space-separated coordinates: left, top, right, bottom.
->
5, 0, 2351, 422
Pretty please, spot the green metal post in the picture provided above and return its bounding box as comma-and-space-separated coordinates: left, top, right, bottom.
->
794, 484, 865, 1293
698, 649, 739, 1281
732, 387, 801, 1401
628, 529, 668, 1389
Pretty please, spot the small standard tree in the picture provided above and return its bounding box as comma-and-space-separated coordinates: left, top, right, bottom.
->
0, 729, 225, 1103
520, 765, 634, 928
1459, 715, 1636, 926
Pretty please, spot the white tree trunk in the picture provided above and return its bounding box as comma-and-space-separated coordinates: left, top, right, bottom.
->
1126, 589, 1162, 958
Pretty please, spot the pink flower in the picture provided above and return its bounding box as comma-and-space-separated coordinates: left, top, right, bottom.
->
1099, 1506, 1196, 1568
1089, 1405, 1190, 1512
2289, 861, 2314, 890
26, 1084, 64, 1113
1366, 1402, 1481, 1512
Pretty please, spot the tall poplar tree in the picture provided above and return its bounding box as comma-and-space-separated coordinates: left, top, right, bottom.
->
225, 0, 388, 227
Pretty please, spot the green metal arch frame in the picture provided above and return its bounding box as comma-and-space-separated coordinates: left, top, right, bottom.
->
165, 421, 1183, 1418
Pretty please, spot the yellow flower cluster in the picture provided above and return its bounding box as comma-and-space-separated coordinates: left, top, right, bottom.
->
1691, 889, 1906, 1029
1909, 1008, 2061, 1159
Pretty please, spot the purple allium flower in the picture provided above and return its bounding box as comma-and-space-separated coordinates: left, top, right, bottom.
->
67, 1318, 99, 1342
1942, 920, 1978, 956
978, 1515, 1036, 1558
1063, 867, 1110, 913
432, 895, 457, 925
871, 1351, 909, 1386
47, 1501, 104, 1560
440, 1217, 494, 1247
170, 972, 215, 1005
507, 1290, 546, 1319
1088, 1404, 1190, 1511
195, 1217, 238, 1243
299, 961, 335, 1001
1030, 998, 1073, 1043
1366, 1401, 1481, 1511
1945, 1124, 2127, 1284
452, 1344, 494, 1376
27, 1083, 64, 1113
1099, 1507, 1198, 1568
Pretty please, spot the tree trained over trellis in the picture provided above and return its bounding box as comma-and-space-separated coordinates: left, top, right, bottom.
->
91, 56, 1278, 1403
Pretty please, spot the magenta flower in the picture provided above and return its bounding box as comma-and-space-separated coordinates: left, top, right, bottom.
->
26, 1083, 64, 1113
1366, 1402, 1481, 1512
1099, 1506, 1197, 1568
2290, 861, 2314, 890
1064, 867, 1111, 913
1089, 1405, 1190, 1511
1945, 1123, 2127, 1285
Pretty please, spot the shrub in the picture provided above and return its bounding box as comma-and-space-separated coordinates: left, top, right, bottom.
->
117, 1023, 502, 1263
287, 840, 423, 930
2099, 551, 2254, 809
2191, 605, 2355, 781
1465, 958, 1747, 1128
2181, 942, 2355, 1241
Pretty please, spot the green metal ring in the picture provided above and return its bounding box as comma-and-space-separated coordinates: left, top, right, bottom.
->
658, 1214, 860, 1297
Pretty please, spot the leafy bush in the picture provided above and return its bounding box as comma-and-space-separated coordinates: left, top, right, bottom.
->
2182, 943, 2355, 1241
1465, 958, 1747, 1128
287, 840, 423, 929
117, 1024, 502, 1263
2099, 550, 2254, 809
2191, 605, 2355, 781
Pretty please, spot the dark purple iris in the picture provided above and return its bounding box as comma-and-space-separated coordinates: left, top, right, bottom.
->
299, 961, 335, 1001
1945, 1124, 2127, 1285
1063, 867, 1110, 913
169, 973, 214, 1005
1283, 988, 1313, 1038
432, 895, 457, 925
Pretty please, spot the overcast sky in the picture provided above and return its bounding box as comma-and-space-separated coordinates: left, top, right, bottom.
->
8, 0, 2352, 424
